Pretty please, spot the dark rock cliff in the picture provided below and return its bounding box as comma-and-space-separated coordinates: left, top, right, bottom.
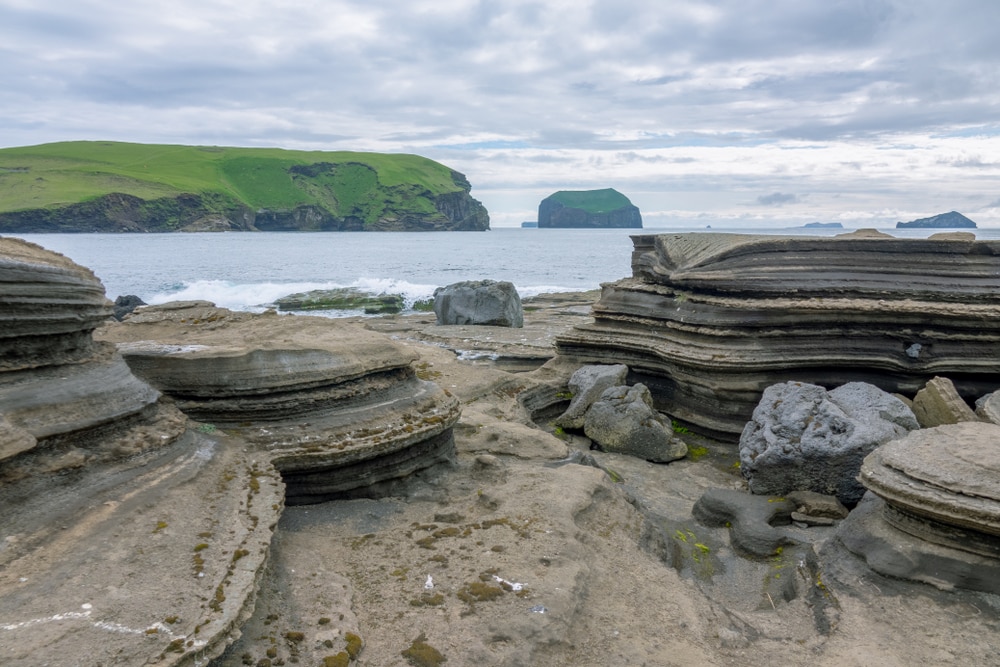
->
896, 211, 976, 228
537, 188, 642, 229
0, 170, 489, 233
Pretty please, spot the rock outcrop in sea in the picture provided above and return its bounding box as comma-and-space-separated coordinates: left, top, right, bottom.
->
896, 210, 976, 228
537, 188, 642, 228
556, 230, 1000, 436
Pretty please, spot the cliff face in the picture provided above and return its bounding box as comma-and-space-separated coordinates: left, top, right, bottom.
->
896, 211, 976, 228
0, 174, 490, 233
0, 142, 490, 233
537, 188, 642, 229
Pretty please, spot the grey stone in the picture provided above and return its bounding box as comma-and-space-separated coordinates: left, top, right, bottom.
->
975, 390, 1000, 425
433, 279, 523, 327
583, 383, 687, 462
786, 490, 849, 520
692, 487, 799, 557
912, 376, 979, 427
553, 363, 629, 430
739, 381, 918, 505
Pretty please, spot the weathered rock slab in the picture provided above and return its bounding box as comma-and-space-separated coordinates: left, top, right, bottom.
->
912, 376, 980, 427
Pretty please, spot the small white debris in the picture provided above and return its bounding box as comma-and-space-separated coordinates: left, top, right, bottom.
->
81, 603, 92, 610
424, 575, 434, 589
493, 574, 524, 591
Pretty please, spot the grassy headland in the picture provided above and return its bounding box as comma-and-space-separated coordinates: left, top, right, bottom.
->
0, 141, 489, 232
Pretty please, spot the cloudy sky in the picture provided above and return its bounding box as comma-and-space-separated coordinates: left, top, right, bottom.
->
3, 0, 1000, 228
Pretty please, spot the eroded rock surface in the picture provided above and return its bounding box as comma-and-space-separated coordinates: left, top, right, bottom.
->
434, 279, 524, 328
557, 231, 1000, 436
584, 383, 687, 462
98, 302, 462, 504
740, 381, 918, 505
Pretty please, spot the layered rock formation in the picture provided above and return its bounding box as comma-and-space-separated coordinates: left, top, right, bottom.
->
840, 422, 1000, 594
537, 188, 642, 229
0, 240, 461, 665
557, 231, 1000, 436
98, 301, 461, 504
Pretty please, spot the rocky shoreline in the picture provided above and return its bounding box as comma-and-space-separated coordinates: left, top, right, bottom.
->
3, 235, 1000, 666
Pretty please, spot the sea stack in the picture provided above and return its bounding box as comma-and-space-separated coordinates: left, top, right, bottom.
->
537, 188, 642, 229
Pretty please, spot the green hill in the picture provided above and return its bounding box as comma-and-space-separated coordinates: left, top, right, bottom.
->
0, 141, 489, 232
538, 188, 642, 228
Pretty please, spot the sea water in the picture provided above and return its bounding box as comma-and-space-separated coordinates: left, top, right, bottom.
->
12, 226, 996, 315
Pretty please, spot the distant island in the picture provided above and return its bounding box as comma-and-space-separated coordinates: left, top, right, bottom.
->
537, 188, 642, 229
0, 141, 490, 233
896, 211, 976, 229
521, 221, 538, 228
799, 222, 843, 229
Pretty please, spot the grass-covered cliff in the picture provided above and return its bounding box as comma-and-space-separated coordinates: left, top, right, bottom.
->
0, 141, 490, 232
538, 188, 641, 228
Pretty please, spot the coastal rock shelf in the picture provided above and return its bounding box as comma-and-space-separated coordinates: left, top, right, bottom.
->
556, 231, 1000, 436
97, 301, 461, 504
840, 422, 1000, 594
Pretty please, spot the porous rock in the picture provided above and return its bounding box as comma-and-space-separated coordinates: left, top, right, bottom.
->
739, 381, 918, 505
112, 294, 145, 321
553, 363, 629, 429
557, 231, 1000, 436
433, 279, 523, 328
583, 383, 687, 462
912, 376, 979, 427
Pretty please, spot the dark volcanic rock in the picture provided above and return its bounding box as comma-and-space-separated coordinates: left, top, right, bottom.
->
538, 188, 642, 229
583, 383, 687, 463
896, 211, 976, 228
739, 381, 918, 505
113, 294, 146, 320
556, 231, 1000, 437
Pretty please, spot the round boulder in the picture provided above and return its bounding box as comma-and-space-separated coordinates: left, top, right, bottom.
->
739, 381, 918, 505
433, 280, 523, 328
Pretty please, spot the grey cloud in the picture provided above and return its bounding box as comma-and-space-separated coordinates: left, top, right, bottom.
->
756, 192, 800, 206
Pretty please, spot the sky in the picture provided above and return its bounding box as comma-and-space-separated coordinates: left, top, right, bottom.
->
2, 0, 1000, 228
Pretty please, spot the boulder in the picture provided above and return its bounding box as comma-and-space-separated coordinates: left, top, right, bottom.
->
583, 383, 687, 462
433, 279, 523, 328
556, 231, 1000, 436
975, 391, 1000, 425
912, 376, 980, 427
553, 363, 629, 429
739, 381, 918, 505
112, 294, 146, 321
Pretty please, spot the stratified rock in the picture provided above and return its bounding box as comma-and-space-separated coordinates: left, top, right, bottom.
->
113, 294, 146, 321
433, 279, 523, 328
911, 376, 979, 427
274, 287, 404, 314
537, 188, 642, 229
557, 231, 1000, 436
553, 363, 629, 429
975, 390, 1000, 425
0, 237, 112, 370
98, 301, 461, 504
739, 381, 918, 505
841, 422, 1000, 594
583, 383, 687, 462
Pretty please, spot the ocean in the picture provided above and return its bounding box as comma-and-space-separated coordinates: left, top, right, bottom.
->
12, 226, 997, 315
